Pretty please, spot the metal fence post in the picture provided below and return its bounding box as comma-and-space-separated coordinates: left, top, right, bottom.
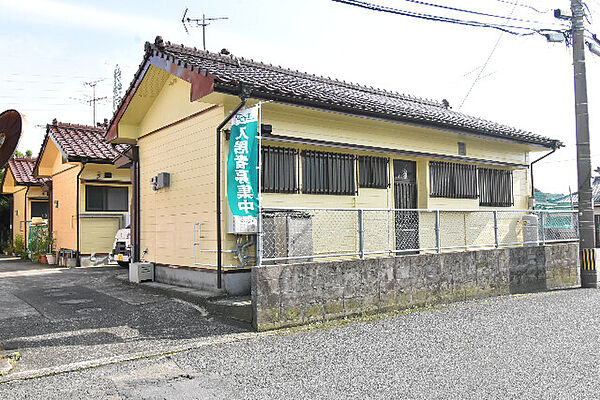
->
493, 211, 499, 248
256, 207, 262, 266
540, 211, 546, 245
358, 209, 365, 259
435, 210, 441, 253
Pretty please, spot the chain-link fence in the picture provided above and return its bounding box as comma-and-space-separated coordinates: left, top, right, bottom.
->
258, 207, 579, 263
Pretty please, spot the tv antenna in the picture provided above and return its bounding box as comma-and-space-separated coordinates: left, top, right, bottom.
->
181, 8, 229, 51
71, 79, 108, 126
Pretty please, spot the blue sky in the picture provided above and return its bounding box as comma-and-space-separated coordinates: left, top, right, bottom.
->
1, 0, 599, 193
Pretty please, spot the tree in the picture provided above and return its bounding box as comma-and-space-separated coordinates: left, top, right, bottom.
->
14, 150, 33, 158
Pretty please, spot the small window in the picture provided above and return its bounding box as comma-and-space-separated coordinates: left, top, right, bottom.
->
302, 150, 355, 195
359, 156, 389, 188
86, 186, 128, 211
478, 168, 513, 207
31, 201, 49, 219
261, 146, 297, 193
458, 142, 466, 156
429, 161, 477, 199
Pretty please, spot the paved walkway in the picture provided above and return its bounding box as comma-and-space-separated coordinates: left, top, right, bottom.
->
0, 258, 246, 380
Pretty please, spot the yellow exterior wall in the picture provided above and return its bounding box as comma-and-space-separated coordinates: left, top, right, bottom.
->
137, 101, 225, 267
51, 164, 79, 251
46, 158, 131, 254
79, 164, 131, 254
12, 187, 26, 242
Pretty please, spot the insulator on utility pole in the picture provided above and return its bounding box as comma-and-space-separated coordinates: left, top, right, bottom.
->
570, 0, 597, 287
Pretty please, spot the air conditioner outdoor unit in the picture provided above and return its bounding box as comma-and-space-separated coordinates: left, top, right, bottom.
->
129, 262, 154, 283
262, 211, 313, 264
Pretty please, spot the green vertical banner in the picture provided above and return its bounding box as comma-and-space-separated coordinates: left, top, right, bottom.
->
226, 105, 259, 233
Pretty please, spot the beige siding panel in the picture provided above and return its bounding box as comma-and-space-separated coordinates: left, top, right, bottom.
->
138, 105, 225, 267
80, 217, 120, 254
261, 103, 532, 165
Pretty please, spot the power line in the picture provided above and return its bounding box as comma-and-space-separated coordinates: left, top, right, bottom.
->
394, 0, 566, 27
332, 0, 566, 35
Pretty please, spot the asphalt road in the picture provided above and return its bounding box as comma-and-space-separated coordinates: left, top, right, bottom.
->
1, 261, 600, 399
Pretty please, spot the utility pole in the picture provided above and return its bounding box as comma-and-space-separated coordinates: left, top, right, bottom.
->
571, 0, 596, 287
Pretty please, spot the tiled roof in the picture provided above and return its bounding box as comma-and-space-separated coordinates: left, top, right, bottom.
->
7, 157, 47, 185
112, 36, 561, 149
48, 121, 127, 162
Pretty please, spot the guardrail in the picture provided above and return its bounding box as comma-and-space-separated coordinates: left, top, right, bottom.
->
258, 207, 579, 263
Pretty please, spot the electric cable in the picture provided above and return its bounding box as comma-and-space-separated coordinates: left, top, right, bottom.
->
332, 0, 567, 36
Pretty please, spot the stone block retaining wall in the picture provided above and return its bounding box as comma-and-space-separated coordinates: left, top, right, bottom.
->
251, 243, 579, 331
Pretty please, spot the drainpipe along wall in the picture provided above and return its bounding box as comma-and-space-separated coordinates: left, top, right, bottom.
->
23, 185, 30, 248
530, 144, 559, 198
76, 160, 87, 265
216, 95, 248, 289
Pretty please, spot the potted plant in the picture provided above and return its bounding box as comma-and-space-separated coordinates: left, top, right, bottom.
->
37, 228, 56, 265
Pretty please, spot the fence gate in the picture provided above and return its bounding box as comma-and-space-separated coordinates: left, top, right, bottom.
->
393, 160, 418, 252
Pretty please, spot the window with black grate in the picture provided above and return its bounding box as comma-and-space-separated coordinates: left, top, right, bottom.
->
31, 201, 49, 219
86, 185, 129, 212
261, 146, 297, 193
478, 167, 513, 207
429, 161, 477, 199
358, 156, 389, 188
302, 150, 355, 195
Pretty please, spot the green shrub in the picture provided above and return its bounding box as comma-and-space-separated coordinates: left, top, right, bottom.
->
13, 234, 24, 255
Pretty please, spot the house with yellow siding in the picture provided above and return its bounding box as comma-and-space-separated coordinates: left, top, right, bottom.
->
106, 36, 562, 295
0, 157, 49, 246
33, 120, 131, 266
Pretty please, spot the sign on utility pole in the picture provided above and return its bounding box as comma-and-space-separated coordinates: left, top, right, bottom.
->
571, 0, 596, 287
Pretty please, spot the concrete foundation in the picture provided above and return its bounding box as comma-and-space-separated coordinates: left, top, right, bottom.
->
154, 265, 251, 296
252, 243, 580, 331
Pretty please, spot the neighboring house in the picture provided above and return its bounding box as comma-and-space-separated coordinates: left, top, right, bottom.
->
33, 120, 131, 264
0, 157, 49, 246
105, 36, 561, 294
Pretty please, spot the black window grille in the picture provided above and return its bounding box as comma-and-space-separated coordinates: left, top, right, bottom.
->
31, 201, 49, 219
302, 150, 356, 195
358, 156, 389, 188
86, 186, 129, 212
478, 167, 513, 207
261, 146, 298, 193
429, 161, 477, 199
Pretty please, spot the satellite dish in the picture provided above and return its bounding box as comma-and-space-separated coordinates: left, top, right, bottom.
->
0, 110, 23, 168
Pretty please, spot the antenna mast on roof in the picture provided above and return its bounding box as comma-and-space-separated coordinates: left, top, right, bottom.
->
83, 79, 108, 126
181, 8, 229, 51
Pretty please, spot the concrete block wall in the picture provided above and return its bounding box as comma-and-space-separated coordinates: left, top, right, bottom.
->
252, 243, 579, 331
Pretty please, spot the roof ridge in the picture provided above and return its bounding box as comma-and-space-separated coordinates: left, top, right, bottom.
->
50, 120, 105, 132
154, 40, 445, 108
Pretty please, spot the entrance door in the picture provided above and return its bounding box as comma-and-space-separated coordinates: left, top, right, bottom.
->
393, 160, 418, 252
